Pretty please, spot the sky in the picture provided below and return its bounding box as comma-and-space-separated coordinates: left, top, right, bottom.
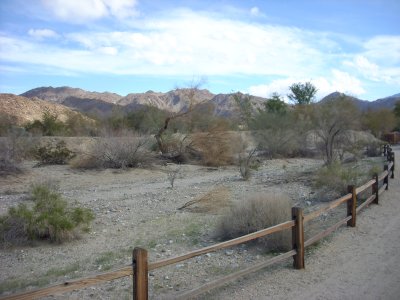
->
0, 0, 399, 101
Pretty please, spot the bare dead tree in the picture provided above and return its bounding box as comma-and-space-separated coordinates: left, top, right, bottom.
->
154, 84, 206, 159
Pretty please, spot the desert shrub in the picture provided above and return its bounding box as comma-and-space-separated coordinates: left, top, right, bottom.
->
71, 134, 153, 169
216, 194, 292, 252
0, 113, 15, 136
25, 111, 66, 136
365, 141, 383, 157
238, 148, 258, 180
0, 139, 22, 176
0, 184, 94, 245
315, 162, 362, 197
0, 128, 36, 176
64, 113, 98, 136
192, 124, 234, 167
35, 141, 74, 165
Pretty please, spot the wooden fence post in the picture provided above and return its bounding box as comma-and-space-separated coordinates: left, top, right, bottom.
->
372, 173, 379, 205
347, 186, 357, 227
292, 207, 304, 269
390, 153, 395, 179
133, 247, 148, 300
384, 165, 389, 190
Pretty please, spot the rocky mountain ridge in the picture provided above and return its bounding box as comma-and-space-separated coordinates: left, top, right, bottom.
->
321, 92, 400, 110
16, 87, 400, 119
0, 93, 91, 126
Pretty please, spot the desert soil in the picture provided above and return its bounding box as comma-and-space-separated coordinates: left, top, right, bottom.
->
0, 146, 398, 299
205, 146, 400, 300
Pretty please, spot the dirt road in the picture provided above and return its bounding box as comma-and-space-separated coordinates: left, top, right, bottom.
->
210, 147, 400, 300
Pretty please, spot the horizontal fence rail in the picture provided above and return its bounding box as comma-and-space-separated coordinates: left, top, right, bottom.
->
149, 220, 295, 270
1, 148, 396, 300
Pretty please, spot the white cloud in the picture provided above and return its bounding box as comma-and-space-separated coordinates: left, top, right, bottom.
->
41, 0, 138, 23
250, 7, 260, 16
248, 70, 365, 101
343, 36, 400, 85
28, 28, 59, 39
0, 8, 393, 97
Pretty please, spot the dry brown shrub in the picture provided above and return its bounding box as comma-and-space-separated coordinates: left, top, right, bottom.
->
71, 134, 154, 169
192, 124, 235, 167
217, 193, 292, 252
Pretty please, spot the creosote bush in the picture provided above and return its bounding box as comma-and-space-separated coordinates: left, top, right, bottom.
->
35, 141, 74, 165
0, 184, 94, 245
315, 162, 362, 198
217, 194, 292, 252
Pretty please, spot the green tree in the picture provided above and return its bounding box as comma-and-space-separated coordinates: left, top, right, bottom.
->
288, 82, 317, 105
264, 93, 287, 114
312, 95, 359, 165
233, 92, 253, 129
394, 101, 400, 130
25, 111, 66, 136
361, 109, 396, 138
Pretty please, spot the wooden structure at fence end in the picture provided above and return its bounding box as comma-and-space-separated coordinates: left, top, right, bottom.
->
347, 186, 357, 227
292, 207, 305, 269
132, 248, 148, 300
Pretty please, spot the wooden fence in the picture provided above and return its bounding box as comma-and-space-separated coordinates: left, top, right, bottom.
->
1, 147, 396, 300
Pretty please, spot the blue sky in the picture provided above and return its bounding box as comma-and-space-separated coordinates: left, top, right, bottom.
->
0, 0, 399, 101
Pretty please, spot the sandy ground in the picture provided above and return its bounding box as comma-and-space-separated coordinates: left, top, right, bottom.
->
0, 144, 397, 299
208, 146, 400, 300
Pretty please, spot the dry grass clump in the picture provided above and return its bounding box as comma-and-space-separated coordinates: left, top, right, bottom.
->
178, 186, 231, 213
217, 193, 292, 252
71, 135, 154, 169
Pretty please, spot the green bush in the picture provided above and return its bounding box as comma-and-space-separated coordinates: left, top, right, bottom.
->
35, 141, 74, 165
25, 111, 66, 136
315, 162, 362, 197
216, 194, 292, 252
0, 184, 94, 245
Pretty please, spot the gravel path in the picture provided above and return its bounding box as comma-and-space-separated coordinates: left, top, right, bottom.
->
208, 146, 400, 300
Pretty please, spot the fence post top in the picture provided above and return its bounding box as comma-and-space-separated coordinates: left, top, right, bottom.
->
292, 206, 303, 213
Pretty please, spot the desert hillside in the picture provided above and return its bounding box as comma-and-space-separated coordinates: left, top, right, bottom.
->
0, 93, 90, 126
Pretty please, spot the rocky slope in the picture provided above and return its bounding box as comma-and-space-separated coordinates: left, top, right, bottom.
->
321, 92, 400, 110
0, 93, 90, 125
21, 86, 122, 104
20, 87, 266, 117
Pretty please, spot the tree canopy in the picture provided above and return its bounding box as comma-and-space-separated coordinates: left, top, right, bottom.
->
288, 82, 317, 105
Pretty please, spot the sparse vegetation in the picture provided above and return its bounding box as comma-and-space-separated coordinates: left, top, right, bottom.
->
0, 128, 36, 176
0, 184, 94, 245
217, 194, 292, 252
25, 111, 66, 136
315, 162, 363, 198
238, 148, 257, 180
71, 133, 153, 169
35, 140, 75, 165
165, 164, 181, 188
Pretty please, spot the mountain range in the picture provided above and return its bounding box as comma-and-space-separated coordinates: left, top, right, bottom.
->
0, 86, 399, 126
320, 92, 400, 111
19, 86, 267, 118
